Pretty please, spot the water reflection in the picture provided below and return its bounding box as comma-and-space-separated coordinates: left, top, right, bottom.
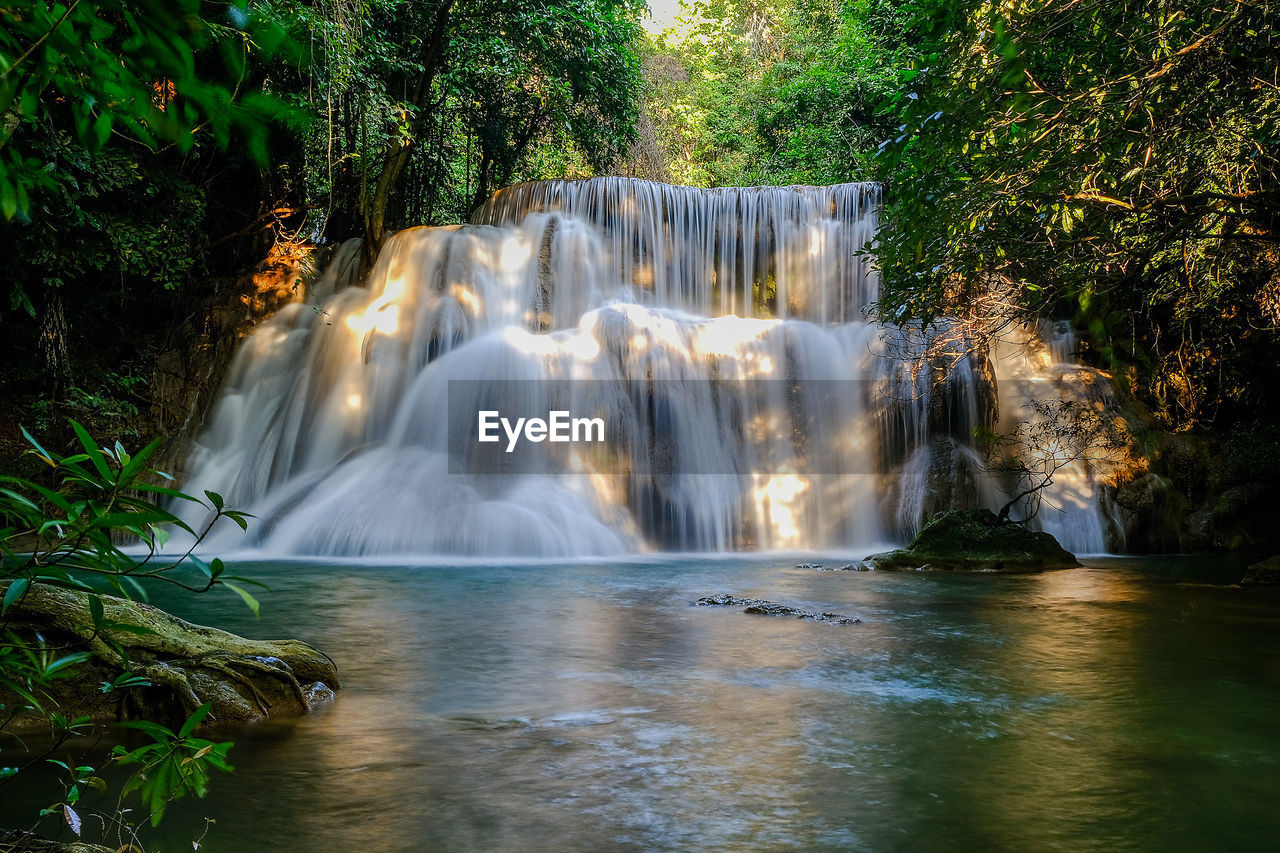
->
3, 560, 1279, 851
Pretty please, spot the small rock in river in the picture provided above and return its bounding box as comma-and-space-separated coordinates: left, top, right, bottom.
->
694, 594, 860, 624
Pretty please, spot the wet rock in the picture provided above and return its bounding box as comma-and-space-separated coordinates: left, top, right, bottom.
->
1242, 555, 1280, 585
795, 562, 825, 569
694, 594, 861, 624
0, 830, 114, 853
0, 583, 340, 734
859, 508, 1080, 573
1100, 471, 1185, 552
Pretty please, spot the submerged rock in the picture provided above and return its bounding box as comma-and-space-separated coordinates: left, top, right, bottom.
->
694, 594, 861, 624
0, 583, 340, 734
858, 508, 1080, 573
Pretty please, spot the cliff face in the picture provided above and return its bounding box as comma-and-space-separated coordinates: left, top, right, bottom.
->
1103, 425, 1280, 556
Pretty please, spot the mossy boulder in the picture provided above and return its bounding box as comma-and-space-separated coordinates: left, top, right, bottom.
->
1242, 555, 1280, 585
0, 583, 339, 734
0, 830, 115, 852
860, 508, 1081, 573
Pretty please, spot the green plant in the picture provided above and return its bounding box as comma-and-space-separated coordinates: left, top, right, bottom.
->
0, 421, 254, 843
0, 0, 291, 220
0, 420, 255, 602
31, 703, 233, 841
114, 703, 234, 827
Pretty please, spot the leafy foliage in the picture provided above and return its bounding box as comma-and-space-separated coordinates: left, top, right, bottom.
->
1, 1, 646, 416
875, 0, 1280, 426
0, 0, 290, 220
0, 421, 253, 602
643, 0, 910, 186
0, 423, 251, 840
260, 0, 643, 240
114, 704, 234, 827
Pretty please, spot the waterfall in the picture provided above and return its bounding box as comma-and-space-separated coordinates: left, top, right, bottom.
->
178, 177, 1107, 558
985, 322, 1112, 554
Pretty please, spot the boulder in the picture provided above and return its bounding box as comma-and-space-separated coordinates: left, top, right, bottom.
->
1242, 555, 1280, 585
859, 508, 1080, 573
1099, 471, 1185, 552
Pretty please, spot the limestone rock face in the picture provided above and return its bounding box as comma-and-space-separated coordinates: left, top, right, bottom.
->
1100, 471, 1185, 552
860, 508, 1080, 573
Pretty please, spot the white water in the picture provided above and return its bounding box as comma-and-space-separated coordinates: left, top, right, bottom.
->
178, 178, 1108, 557
988, 322, 1112, 554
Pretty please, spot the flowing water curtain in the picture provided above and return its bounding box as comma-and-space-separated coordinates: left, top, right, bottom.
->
176, 178, 1106, 557
471, 178, 882, 322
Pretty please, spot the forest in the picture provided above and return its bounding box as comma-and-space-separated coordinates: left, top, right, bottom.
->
2, 1, 1276, 431
2, 1, 1279, 850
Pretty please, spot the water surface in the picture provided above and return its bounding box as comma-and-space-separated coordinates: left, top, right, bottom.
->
6, 557, 1278, 851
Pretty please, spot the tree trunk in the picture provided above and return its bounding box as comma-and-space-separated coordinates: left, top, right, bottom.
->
361, 0, 456, 264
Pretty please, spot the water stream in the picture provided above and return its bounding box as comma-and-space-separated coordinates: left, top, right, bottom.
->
5, 558, 1276, 851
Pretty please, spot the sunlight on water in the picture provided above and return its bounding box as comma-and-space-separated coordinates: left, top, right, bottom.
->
7, 559, 1276, 851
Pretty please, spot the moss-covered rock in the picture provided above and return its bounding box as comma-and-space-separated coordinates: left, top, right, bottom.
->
859, 508, 1080, 573
0, 583, 339, 734
1242, 555, 1280, 585
0, 830, 114, 853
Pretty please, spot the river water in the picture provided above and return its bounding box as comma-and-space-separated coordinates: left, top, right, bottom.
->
6, 557, 1279, 851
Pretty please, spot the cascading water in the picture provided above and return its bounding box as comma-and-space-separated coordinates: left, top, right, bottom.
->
988, 322, 1112, 554
178, 177, 1107, 558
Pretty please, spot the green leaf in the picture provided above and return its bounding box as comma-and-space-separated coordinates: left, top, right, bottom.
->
222, 581, 259, 617
70, 421, 112, 483
20, 426, 56, 467
44, 652, 93, 678
2, 578, 30, 614
0, 176, 16, 220
179, 702, 213, 737
92, 112, 112, 149
117, 436, 162, 487
116, 719, 176, 742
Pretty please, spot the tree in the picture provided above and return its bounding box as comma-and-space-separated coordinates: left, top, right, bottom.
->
642, 0, 910, 186
876, 0, 1280, 427
978, 399, 1120, 525
0, 0, 288, 220
262, 0, 643, 258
